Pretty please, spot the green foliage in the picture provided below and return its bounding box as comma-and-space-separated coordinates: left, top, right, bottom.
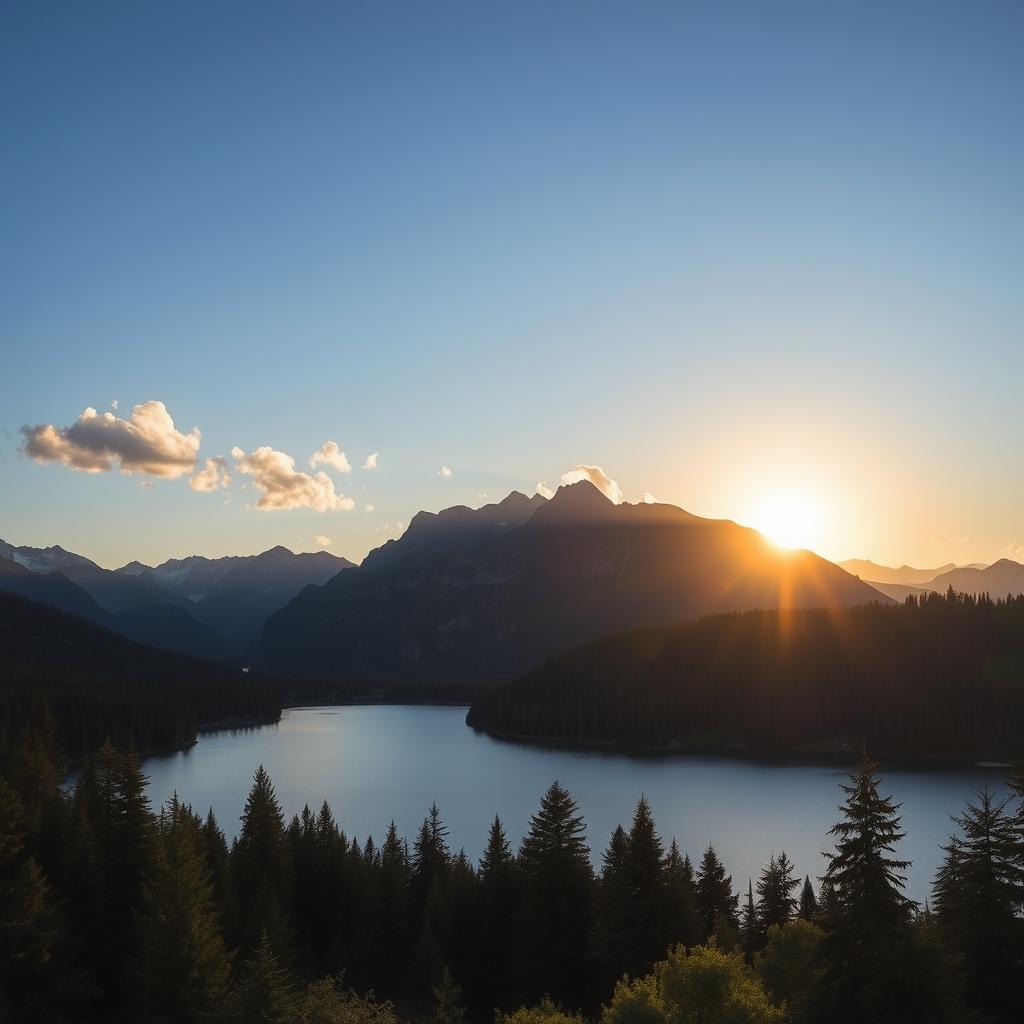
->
498, 997, 586, 1024
755, 919, 823, 1010
297, 978, 399, 1024
602, 943, 784, 1024
229, 929, 299, 1024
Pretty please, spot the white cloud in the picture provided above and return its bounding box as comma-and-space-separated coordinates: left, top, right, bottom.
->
363, 452, 379, 470
189, 456, 231, 493
110, 399, 118, 410
560, 464, 622, 503
21, 401, 200, 478
231, 445, 355, 512
309, 440, 351, 473
642, 492, 656, 504
313, 535, 332, 547
378, 520, 406, 538
365, 503, 376, 512
536, 481, 555, 499
440, 465, 453, 477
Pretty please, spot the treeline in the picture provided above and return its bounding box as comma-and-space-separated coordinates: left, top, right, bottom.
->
0, 592, 280, 758
468, 591, 1024, 759
3, 704, 1023, 1023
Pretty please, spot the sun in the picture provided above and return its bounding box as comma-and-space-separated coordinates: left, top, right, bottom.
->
751, 490, 823, 550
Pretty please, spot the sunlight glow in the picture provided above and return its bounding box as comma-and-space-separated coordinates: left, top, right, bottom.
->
751, 489, 823, 550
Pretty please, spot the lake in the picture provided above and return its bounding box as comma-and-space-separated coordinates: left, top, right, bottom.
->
142, 704, 1012, 906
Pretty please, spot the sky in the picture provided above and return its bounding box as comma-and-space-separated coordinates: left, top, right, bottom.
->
2, 1, 1022, 570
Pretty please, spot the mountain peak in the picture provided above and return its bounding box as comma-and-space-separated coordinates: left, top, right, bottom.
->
531, 479, 616, 524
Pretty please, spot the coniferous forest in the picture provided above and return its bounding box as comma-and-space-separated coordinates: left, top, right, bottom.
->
2, 703, 1022, 1024
468, 591, 1024, 760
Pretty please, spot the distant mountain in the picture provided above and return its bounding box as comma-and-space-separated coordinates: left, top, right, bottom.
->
117, 553, 254, 600
261, 481, 888, 681
927, 558, 1024, 598
186, 546, 355, 652
864, 581, 935, 603
837, 559, 986, 587
0, 555, 109, 625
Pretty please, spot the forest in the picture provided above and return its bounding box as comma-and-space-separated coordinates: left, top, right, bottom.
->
0, 593, 281, 758
1, 702, 1022, 1024
467, 591, 1024, 760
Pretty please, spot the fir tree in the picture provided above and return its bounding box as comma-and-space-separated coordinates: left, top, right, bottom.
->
411, 804, 451, 915
798, 875, 818, 920
596, 825, 631, 987
740, 880, 758, 962
478, 816, 518, 1008
695, 845, 737, 940
623, 796, 668, 975
664, 842, 702, 948
755, 852, 798, 939
228, 929, 299, 1024
811, 757, 918, 1023
932, 788, 1023, 1020
513, 781, 593, 1008
128, 795, 232, 1023
431, 965, 467, 1024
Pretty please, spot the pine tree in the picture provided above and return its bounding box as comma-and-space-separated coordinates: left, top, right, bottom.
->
596, 825, 631, 987
228, 929, 299, 1024
695, 845, 737, 941
932, 788, 1023, 1020
798, 875, 817, 920
477, 816, 518, 1009
371, 819, 411, 992
811, 757, 918, 1022
740, 880, 758, 962
755, 852, 798, 940
128, 795, 232, 1023
513, 781, 594, 1008
229, 765, 293, 959
664, 842, 702, 948
431, 965, 467, 1024
624, 796, 668, 975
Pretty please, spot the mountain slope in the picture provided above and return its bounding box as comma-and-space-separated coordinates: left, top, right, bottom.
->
0, 555, 110, 625
839, 559, 959, 587
465, 594, 1024, 760
0, 591, 280, 757
261, 482, 888, 681
927, 558, 1024, 598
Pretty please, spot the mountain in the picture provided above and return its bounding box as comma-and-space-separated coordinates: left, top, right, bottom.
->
838, 559, 962, 587
0, 590, 279, 757
0, 555, 109, 625
465, 595, 1024, 760
927, 558, 1024, 598
261, 481, 888, 681
186, 546, 355, 652
117, 553, 254, 600
864, 581, 935, 603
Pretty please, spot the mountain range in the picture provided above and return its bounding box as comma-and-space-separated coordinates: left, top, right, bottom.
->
260, 481, 888, 681
840, 556, 1024, 602
0, 538, 353, 660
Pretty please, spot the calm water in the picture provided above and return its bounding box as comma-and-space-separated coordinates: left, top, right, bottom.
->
142, 705, 1011, 905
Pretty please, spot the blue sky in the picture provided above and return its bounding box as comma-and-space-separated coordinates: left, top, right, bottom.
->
2, 1, 1022, 568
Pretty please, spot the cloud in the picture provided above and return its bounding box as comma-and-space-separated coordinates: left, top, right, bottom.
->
440, 465, 453, 477
378, 520, 406, 538
1006, 541, 1024, 562
365, 503, 376, 512
363, 452, 379, 470
190, 456, 231, 493
560, 464, 622, 503
536, 481, 555, 499
21, 401, 200, 478
309, 440, 351, 473
642, 492, 656, 504
313, 535, 332, 548
110, 399, 118, 410
231, 445, 355, 511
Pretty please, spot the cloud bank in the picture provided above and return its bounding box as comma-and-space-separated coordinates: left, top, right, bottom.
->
21, 401, 200, 478
231, 445, 355, 511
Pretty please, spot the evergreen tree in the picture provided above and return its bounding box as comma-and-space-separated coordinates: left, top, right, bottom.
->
810, 757, 919, 1023
695, 845, 737, 940
623, 796, 668, 976
431, 965, 467, 1024
596, 825, 631, 988
932, 788, 1023, 1021
228, 929, 299, 1024
411, 804, 451, 915
229, 766, 293, 959
798, 875, 818, 920
740, 880, 758, 962
477, 816, 518, 1009
128, 794, 232, 1023
755, 852, 798, 940
371, 819, 411, 992
513, 781, 593, 1008
663, 842, 702, 948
